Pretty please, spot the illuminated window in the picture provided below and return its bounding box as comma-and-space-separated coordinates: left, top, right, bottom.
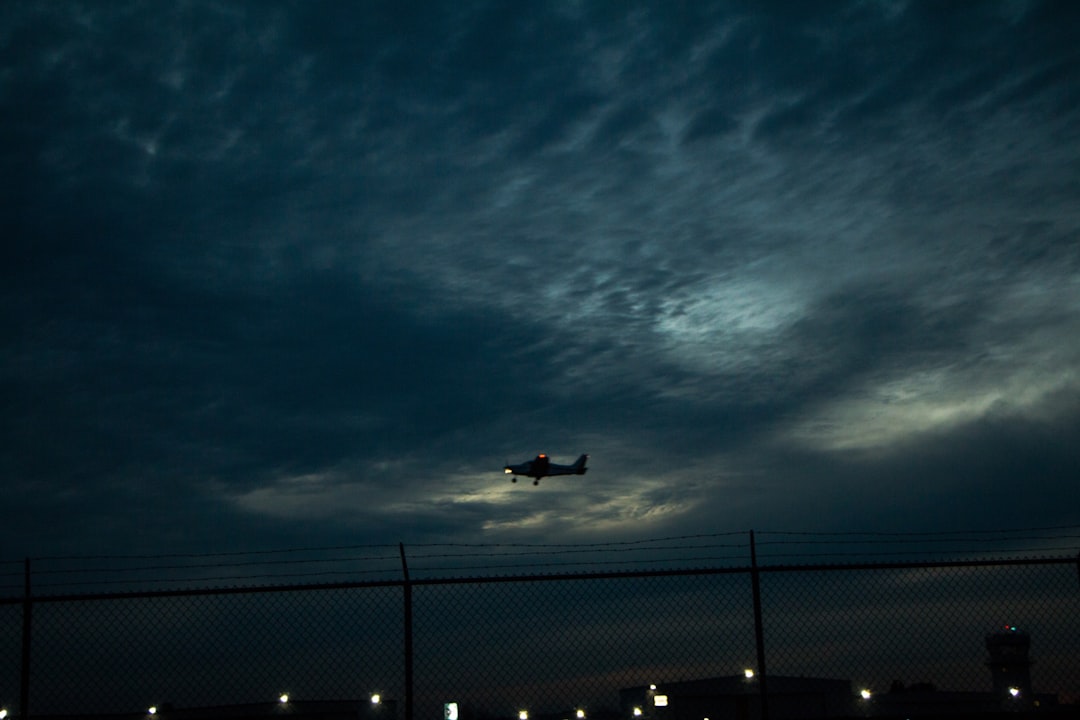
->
653, 696, 668, 707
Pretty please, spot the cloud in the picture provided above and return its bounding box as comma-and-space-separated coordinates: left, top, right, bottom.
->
2, 0, 1079, 561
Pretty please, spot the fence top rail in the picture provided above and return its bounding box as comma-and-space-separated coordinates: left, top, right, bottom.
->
0, 553, 1075, 605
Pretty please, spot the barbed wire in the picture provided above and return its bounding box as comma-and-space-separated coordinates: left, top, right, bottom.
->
2, 526, 1076, 594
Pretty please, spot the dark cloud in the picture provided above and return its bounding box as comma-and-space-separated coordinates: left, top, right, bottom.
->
2, 0, 1079, 560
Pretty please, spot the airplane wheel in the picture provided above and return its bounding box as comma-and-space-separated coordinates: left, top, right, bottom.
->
511, 477, 516, 483
533, 479, 539, 486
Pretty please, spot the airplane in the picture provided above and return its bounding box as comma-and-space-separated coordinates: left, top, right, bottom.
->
504, 453, 588, 485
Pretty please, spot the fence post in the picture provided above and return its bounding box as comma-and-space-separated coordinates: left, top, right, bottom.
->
400, 543, 414, 720
750, 532, 769, 720
20, 558, 31, 720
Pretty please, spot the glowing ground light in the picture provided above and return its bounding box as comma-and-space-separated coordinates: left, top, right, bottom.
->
633, 708, 643, 717
860, 689, 872, 700
280, 694, 289, 703
1009, 687, 1021, 698
1, 709, 8, 719
519, 711, 529, 720
744, 669, 755, 679
371, 694, 381, 705
576, 710, 585, 718
148, 708, 157, 715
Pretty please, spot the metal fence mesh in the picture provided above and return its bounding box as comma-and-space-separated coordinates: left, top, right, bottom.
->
19, 586, 403, 714
0, 603, 20, 713
757, 562, 1080, 697
1, 553, 1077, 718
412, 572, 755, 720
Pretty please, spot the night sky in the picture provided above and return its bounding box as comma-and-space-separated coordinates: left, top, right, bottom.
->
4, 0, 1080, 564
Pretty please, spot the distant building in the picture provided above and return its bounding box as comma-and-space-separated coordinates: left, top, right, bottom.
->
873, 682, 1002, 717
618, 626, 1066, 720
873, 627, 1060, 716
620, 675, 853, 720
986, 625, 1034, 708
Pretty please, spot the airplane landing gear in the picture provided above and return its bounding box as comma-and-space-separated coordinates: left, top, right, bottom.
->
533, 479, 539, 486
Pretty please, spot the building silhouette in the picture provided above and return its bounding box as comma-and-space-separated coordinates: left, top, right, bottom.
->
617, 628, 1064, 719
986, 625, 1034, 709
620, 675, 853, 720
984, 626, 1032, 703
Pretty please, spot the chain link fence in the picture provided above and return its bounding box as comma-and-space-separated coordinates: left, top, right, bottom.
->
21, 585, 403, 714
2, 540, 1078, 719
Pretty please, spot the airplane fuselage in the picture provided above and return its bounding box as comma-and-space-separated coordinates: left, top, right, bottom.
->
504, 453, 588, 485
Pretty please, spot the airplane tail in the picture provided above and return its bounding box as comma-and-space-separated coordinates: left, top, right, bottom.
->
572, 454, 589, 474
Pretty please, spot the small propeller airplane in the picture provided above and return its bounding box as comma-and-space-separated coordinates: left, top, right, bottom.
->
504, 453, 588, 486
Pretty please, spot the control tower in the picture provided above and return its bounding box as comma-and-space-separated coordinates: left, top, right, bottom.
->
986, 625, 1032, 708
